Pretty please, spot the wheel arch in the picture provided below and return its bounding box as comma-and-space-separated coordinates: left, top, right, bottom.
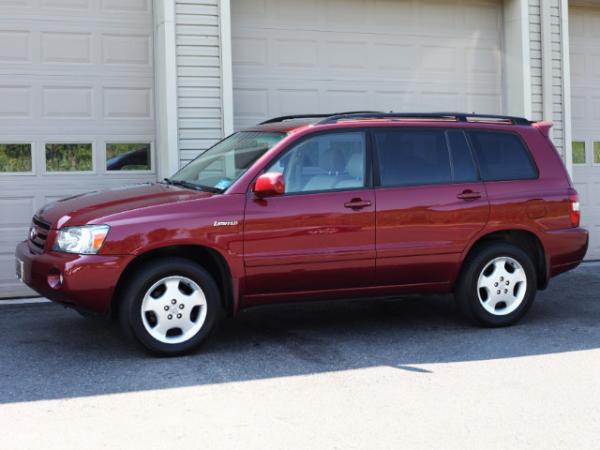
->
460, 229, 548, 290
111, 244, 235, 318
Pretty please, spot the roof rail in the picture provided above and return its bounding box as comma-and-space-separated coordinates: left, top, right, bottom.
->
315, 112, 531, 126
259, 111, 382, 125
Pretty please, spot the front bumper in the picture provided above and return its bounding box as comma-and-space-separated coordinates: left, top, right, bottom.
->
15, 241, 134, 315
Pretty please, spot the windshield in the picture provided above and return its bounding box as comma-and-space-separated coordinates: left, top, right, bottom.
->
169, 131, 285, 192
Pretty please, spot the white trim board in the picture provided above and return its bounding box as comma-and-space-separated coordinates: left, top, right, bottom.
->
219, 0, 234, 137
502, 0, 532, 118
560, 0, 573, 177
153, 0, 180, 178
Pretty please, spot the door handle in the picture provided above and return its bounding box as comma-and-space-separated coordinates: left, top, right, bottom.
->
457, 190, 482, 201
344, 198, 372, 210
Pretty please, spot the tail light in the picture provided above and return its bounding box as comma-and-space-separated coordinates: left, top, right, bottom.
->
569, 189, 580, 228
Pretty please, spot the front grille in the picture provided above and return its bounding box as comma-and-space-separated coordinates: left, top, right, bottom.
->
29, 216, 51, 254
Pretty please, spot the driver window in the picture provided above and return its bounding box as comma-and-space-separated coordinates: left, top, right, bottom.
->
266, 132, 366, 194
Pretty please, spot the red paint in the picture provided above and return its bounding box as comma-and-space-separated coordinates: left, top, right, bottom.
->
16, 118, 588, 315
253, 172, 285, 197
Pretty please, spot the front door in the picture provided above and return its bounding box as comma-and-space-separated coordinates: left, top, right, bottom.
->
243, 131, 375, 298
372, 128, 490, 286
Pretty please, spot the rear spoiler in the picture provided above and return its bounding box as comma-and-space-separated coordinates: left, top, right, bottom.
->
533, 120, 553, 137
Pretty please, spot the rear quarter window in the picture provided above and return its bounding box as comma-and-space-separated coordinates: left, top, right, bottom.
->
468, 131, 538, 182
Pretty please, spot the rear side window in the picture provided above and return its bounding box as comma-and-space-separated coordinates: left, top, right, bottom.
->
374, 129, 452, 187
469, 131, 537, 181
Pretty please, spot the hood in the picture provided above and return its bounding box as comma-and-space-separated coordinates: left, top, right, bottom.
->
37, 183, 214, 228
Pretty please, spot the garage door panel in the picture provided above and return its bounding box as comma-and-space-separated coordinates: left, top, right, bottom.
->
0, 197, 36, 227
371, 0, 415, 27
41, 0, 90, 10
465, 93, 502, 114
0, 86, 31, 118
571, 6, 600, 259
41, 31, 92, 64
0, 3, 156, 297
43, 87, 93, 119
233, 32, 499, 80
0, 30, 31, 63
0, 196, 36, 298
236, 0, 500, 36
233, 0, 503, 131
101, 0, 151, 15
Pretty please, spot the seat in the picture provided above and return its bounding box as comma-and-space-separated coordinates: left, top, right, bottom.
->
303, 147, 345, 192
335, 152, 364, 189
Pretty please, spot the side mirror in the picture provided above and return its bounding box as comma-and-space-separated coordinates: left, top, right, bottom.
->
253, 172, 285, 197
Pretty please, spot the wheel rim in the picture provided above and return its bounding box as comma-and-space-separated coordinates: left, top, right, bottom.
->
140, 275, 208, 344
477, 256, 528, 316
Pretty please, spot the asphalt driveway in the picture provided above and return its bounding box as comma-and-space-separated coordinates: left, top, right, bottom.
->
0, 263, 599, 449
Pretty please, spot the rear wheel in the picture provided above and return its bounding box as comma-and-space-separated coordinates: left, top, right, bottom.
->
119, 258, 221, 355
456, 242, 537, 327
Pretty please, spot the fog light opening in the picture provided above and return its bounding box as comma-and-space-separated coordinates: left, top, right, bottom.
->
47, 269, 63, 289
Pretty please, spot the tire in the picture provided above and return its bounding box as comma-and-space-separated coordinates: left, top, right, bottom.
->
119, 257, 221, 356
456, 242, 537, 327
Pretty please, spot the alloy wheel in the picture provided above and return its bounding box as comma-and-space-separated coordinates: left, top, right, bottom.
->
477, 256, 528, 316
140, 275, 208, 344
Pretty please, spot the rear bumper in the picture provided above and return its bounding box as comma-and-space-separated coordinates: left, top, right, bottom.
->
544, 227, 589, 278
15, 241, 133, 314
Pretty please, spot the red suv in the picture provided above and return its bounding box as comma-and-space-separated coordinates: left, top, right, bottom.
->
15, 112, 588, 355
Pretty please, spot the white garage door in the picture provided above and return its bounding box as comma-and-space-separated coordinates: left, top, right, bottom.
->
231, 0, 503, 130
570, 6, 600, 260
0, 0, 157, 298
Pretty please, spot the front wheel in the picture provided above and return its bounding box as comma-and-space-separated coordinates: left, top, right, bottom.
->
456, 242, 538, 327
119, 258, 221, 355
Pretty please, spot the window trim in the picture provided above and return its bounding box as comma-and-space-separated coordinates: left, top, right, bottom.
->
249, 129, 373, 197
466, 129, 540, 182
0, 142, 35, 176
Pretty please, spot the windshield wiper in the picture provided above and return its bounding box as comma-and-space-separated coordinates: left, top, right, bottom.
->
163, 178, 223, 194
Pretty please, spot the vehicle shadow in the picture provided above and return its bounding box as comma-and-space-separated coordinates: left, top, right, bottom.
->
1, 264, 598, 404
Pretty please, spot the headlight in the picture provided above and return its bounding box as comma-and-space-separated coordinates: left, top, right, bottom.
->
53, 225, 110, 255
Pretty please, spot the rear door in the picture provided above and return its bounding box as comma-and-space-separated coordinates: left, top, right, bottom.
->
373, 128, 490, 286
243, 131, 376, 297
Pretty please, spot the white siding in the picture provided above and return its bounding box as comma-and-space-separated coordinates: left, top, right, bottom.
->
530, 0, 543, 121
175, 0, 224, 166
529, 0, 565, 157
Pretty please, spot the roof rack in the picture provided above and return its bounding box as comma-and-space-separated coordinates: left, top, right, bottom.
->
316, 112, 531, 126
259, 111, 383, 125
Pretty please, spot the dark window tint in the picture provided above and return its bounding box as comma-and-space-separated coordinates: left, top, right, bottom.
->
446, 130, 478, 182
374, 129, 451, 187
469, 132, 537, 181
